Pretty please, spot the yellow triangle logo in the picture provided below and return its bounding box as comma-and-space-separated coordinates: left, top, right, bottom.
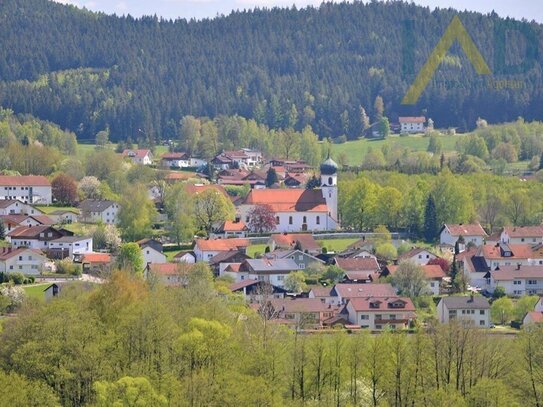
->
402, 16, 492, 105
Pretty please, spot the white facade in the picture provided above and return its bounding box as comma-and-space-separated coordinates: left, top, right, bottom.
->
49, 211, 79, 224
271, 211, 337, 233
427, 279, 441, 296
48, 237, 93, 258
80, 202, 120, 224
400, 121, 424, 134
190, 158, 207, 168
500, 230, 543, 245
0, 201, 42, 216
249, 272, 290, 288
402, 250, 437, 266
345, 300, 415, 330
437, 299, 490, 328
440, 228, 485, 247
0, 249, 47, 275
141, 246, 167, 265
0, 185, 52, 204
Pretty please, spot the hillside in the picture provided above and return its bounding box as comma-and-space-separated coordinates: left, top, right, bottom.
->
0, 0, 542, 142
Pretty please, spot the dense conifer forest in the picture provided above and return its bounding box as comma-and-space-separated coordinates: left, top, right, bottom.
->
0, 0, 542, 142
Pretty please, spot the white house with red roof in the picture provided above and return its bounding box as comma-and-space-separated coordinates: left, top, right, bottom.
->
500, 226, 543, 245
238, 158, 338, 233
489, 265, 543, 296
122, 149, 153, 165
0, 247, 48, 275
440, 223, 487, 247
193, 238, 250, 262
399, 116, 426, 134
0, 176, 52, 204
160, 152, 190, 168
346, 296, 416, 330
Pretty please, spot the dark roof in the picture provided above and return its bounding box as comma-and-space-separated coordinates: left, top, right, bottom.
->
320, 157, 338, 175
440, 296, 490, 310
79, 199, 117, 212
241, 258, 299, 273
209, 250, 250, 265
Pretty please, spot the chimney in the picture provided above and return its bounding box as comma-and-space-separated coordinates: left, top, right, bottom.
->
468, 294, 474, 303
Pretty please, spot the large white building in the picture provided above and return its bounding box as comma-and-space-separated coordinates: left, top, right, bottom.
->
238, 158, 338, 233
399, 117, 426, 134
0, 247, 48, 276
437, 296, 490, 328
79, 200, 120, 224
0, 176, 52, 204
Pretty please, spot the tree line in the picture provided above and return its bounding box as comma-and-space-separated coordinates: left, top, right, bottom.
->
0, 0, 542, 142
1, 269, 542, 406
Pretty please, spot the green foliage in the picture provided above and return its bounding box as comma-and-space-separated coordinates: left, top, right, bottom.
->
55, 259, 82, 276
117, 243, 144, 274
0, 370, 60, 407
491, 297, 514, 325
322, 265, 345, 283
118, 184, 158, 241
284, 271, 307, 293
514, 295, 539, 322
94, 377, 167, 407
193, 189, 235, 233
391, 260, 428, 298
375, 242, 397, 261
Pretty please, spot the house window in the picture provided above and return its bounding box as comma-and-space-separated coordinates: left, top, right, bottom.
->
328, 177, 333, 185
479, 320, 485, 326
528, 280, 537, 285
480, 310, 485, 315
276, 216, 280, 224
303, 216, 307, 224
289, 216, 293, 225
360, 315, 369, 320
316, 216, 320, 225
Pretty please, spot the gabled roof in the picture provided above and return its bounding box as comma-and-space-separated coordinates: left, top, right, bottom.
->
161, 152, 189, 160
348, 296, 416, 312
8, 225, 61, 239
270, 233, 321, 251
224, 263, 242, 272
50, 236, 90, 244
0, 199, 25, 209
399, 116, 425, 124
0, 175, 51, 187
309, 286, 334, 297
525, 311, 543, 323
209, 250, 250, 265
122, 149, 152, 159
79, 199, 117, 213
173, 250, 196, 260
439, 296, 490, 309
264, 249, 324, 264
81, 253, 111, 263
335, 257, 380, 272
491, 265, 543, 280
442, 223, 487, 237
398, 247, 435, 260
270, 298, 337, 313
502, 226, 543, 238
0, 247, 46, 261
194, 238, 250, 252
148, 262, 192, 276
215, 220, 247, 233
245, 190, 329, 213
480, 243, 534, 260
241, 258, 299, 273
333, 283, 397, 299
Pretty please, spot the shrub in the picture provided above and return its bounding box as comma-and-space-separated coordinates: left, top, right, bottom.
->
9, 272, 25, 285
55, 259, 82, 276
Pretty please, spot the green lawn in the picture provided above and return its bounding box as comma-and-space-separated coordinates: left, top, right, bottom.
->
247, 244, 267, 258
35, 205, 79, 215
331, 134, 466, 166
61, 222, 90, 235
23, 283, 51, 301
316, 238, 359, 253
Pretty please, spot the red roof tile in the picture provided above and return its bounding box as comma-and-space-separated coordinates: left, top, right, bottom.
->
271, 233, 320, 251
81, 253, 111, 263
0, 175, 50, 187
245, 189, 329, 213
444, 223, 487, 237
0, 247, 45, 260
195, 238, 250, 252
525, 311, 543, 323
503, 226, 543, 238
481, 244, 534, 260
161, 152, 188, 160
348, 296, 416, 312
122, 149, 151, 159
399, 116, 425, 123
335, 257, 380, 272
333, 283, 397, 298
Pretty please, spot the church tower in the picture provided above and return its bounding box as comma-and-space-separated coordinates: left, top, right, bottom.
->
320, 156, 338, 223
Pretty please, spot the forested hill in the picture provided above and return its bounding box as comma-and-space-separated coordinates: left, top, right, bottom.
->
0, 0, 542, 142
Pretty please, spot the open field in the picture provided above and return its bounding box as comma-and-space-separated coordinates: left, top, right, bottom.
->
331, 134, 466, 165
35, 205, 78, 214
23, 283, 51, 301
316, 238, 358, 253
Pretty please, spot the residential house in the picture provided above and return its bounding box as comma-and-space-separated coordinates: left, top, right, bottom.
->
7, 226, 73, 250
173, 251, 196, 264
397, 248, 438, 266
268, 233, 321, 255
48, 236, 93, 259
0, 200, 43, 216
193, 238, 250, 262
437, 296, 490, 327
137, 238, 166, 265
229, 280, 287, 303
480, 243, 537, 269
209, 250, 251, 276
160, 152, 190, 168
220, 263, 248, 282
346, 296, 416, 330
48, 209, 79, 225
0, 175, 52, 204
238, 158, 338, 233
399, 116, 426, 134
500, 226, 543, 245
79, 200, 120, 224
239, 258, 299, 288
264, 249, 324, 270
146, 263, 193, 286
333, 283, 398, 305
284, 173, 309, 188
0, 247, 47, 276
307, 286, 336, 305
80, 253, 112, 274
122, 149, 153, 165
264, 298, 341, 329
0, 214, 54, 233
382, 264, 446, 296
210, 220, 248, 239
523, 311, 543, 326
241, 149, 263, 167
440, 224, 487, 248
488, 265, 543, 296
334, 257, 381, 283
